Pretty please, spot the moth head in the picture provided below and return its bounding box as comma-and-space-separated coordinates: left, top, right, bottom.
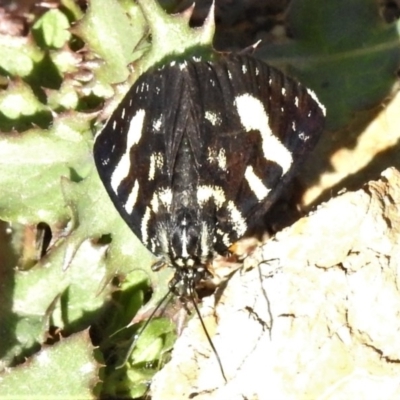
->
169, 265, 209, 298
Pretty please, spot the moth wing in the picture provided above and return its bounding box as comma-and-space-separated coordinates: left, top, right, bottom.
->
186, 55, 325, 249
93, 63, 189, 244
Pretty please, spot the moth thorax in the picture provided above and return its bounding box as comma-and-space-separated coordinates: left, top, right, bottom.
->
170, 210, 212, 268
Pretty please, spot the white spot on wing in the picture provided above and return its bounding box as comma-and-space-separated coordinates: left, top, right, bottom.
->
150, 192, 159, 212
153, 117, 162, 131
124, 179, 139, 213
205, 111, 220, 126
207, 147, 226, 170
244, 166, 270, 200
227, 201, 247, 237
197, 185, 226, 208
306, 88, 326, 115
148, 152, 164, 180
141, 207, 151, 244
298, 132, 310, 141
200, 222, 211, 259
216, 228, 230, 247
222, 233, 230, 247
216, 148, 226, 170
235, 94, 293, 175
158, 188, 172, 209
111, 109, 146, 193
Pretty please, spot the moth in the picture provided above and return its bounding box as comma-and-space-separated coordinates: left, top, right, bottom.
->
94, 54, 325, 300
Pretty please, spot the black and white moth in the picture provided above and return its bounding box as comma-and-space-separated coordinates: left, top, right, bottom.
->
94, 54, 325, 299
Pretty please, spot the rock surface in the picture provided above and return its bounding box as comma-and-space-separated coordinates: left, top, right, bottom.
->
151, 167, 400, 400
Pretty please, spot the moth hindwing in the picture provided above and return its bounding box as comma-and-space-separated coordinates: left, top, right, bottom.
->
94, 54, 325, 294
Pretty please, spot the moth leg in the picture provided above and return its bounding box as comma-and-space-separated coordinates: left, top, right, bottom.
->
151, 256, 169, 271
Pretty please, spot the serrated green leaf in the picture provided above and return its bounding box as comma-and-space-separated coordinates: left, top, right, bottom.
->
47, 79, 79, 110
72, 0, 146, 84
0, 114, 91, 225
61, 0, 84, 21
0, 330, 99, 398
0, 80, 47, 120
0, 35, 43, 77
0, 166, 160, 367
135, 0, 215, 74
50, 47, 81, 75
33, 9, 71, 49
0, 227, 111, 365
102, 317, 175, 399
131, 319, 175, 364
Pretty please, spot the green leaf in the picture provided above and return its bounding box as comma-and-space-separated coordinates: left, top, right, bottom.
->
0, 331, 99, 398
0, 113, 91, 225
256, 0, 400, 131
47, 79, 79, 110
1, 237, 111, 365
71, 0, 146, 84
136, 0, 215, 72
0, 165, 158, 367
0, 35, 43, 77
102, 317, 176, 399
61, 0, 85, 21
32, 9, 71, 49
0, 80, 48, 122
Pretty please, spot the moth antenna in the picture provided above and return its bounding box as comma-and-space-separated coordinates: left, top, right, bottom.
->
190, 289, 228, 383
115, 288, 173, 369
